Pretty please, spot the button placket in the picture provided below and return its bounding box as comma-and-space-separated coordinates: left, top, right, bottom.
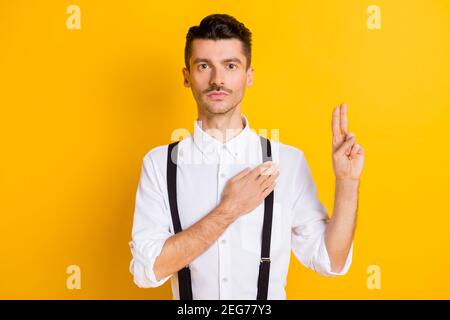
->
217, 149, 228, 193
218, 234, 232, 299
218, 148, 233, 299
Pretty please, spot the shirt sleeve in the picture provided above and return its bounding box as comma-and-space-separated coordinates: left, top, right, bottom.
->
129, 152, 174, 288
290, 152, 353, 277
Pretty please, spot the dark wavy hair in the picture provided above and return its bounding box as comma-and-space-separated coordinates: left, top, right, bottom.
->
184, 14, 252, 71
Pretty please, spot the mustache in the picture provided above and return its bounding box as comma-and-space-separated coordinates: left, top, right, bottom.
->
204, 86, 232, 94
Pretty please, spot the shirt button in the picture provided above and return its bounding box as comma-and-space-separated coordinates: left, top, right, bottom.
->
221, 239, 227, 245
222, 277, 228, 283
220, 173, 226, 178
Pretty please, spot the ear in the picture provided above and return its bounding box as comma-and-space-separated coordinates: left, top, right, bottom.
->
182, 67, 190, 88
246, 67, 254, 87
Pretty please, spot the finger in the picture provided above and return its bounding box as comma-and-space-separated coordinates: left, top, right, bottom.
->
248, 161, 273, 179
257, 162, 279, 179
357, 145, 364, 155
352, 144, 364, 157
350, 143, 361, 158
340, 103, 349, 136
344, 132, 356, 156
336, 135, 356, 157
332, 106, 341, 139
261, 181, 276, 198
232, 167, 251, 180
260, 170, 280, 188
257, 162, 276, 178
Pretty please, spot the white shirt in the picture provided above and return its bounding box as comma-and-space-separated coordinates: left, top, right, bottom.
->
129, 114, 353, 300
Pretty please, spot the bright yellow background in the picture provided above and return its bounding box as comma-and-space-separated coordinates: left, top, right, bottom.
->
1, 0, 449, 299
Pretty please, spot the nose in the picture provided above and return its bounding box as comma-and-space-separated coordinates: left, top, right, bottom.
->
209, 68, 225, 87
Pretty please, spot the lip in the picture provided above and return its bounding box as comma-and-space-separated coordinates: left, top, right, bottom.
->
206, 91, 229, 99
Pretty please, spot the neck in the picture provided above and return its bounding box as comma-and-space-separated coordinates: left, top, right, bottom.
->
197, 107, 244, 143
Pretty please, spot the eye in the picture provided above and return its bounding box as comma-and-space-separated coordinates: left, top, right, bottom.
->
198, 63, 209, 70
228, 63, 237, 69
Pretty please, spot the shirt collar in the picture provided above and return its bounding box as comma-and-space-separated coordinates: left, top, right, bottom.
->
193, 114, 251, 160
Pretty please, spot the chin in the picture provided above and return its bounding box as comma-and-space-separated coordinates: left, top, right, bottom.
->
206, 104, 235, 115
202, 100, 233, 114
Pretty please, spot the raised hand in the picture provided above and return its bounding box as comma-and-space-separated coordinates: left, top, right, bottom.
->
332, 103, 365, 181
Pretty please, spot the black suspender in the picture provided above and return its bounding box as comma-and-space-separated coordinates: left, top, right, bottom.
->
166, 136, 274, 300
257, 136, 274, 300
167, 141, 193, 300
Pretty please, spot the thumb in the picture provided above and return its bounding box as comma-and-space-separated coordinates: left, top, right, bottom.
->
336, 135, 356, 156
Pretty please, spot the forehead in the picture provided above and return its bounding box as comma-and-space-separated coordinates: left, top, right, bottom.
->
190, 39, 245, 62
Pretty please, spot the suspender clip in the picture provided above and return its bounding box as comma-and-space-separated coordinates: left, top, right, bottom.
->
260, 257, 271, 264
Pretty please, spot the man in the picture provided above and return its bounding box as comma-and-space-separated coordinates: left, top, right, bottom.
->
129, 13, 364, 299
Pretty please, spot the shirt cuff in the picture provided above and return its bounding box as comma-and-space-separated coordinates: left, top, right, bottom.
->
129, 239, 172, 288
314, 235, 354, 276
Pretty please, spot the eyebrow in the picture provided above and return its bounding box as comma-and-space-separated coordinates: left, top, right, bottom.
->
192, 57, 243, 65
